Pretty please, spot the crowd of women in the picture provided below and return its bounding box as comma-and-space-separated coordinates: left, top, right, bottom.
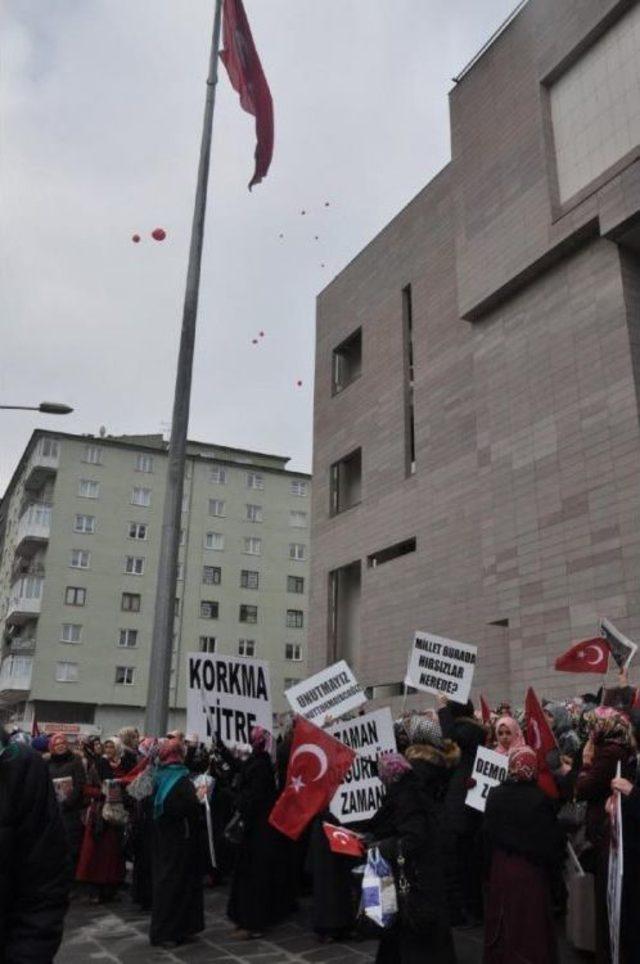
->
10, 674, 640, 963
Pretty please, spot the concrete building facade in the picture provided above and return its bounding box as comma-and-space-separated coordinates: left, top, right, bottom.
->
310, 0, 640, 705
0, 431, 310, 733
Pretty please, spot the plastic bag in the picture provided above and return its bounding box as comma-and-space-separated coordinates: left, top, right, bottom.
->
359, 846, 398, 929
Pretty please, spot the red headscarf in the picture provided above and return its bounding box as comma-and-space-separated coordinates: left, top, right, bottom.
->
49, 732, 69, 753
508, 746, 539, 783
157, 737, 185, 766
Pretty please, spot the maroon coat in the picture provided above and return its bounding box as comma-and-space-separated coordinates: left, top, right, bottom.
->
75, 765, 126, 886
576, 743, 631, 851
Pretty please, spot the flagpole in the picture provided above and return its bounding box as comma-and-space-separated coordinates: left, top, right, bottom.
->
145, 0, 224, 737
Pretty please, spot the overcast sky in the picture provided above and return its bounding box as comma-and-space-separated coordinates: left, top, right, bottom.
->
1, 0, 517, 487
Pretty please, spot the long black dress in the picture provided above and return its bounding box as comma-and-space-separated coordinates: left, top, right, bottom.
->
149, 776, 204, 946
307, 813, 359, 939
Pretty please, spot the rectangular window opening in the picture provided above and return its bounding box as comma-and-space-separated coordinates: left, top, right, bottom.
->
329, 448, 362, 516
402, 284, 416, 476
332, 327, 362, 395
367, 537, 416, 569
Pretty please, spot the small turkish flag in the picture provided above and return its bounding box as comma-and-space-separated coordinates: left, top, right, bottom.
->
269, 717, 355, 841
480, 694, 492, 725
525, 687, 558, 799
322, 822, 365, 857
555, 637, 609, 674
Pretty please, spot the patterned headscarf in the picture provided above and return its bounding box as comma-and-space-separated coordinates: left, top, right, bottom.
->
585, 706, 634, 747
508, 746, 538, 783
377, 752, 412, 787
406, 713, 444, 749
495, 716, 526, 756
250, 725, 273, 754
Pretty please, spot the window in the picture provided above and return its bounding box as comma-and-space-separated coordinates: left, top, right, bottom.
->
290, 479, 308, 497
200, 600, 219, 619
65, 586, 86, 606
40, 437, 59, 458
74, 514, 95, 534
239, 604, 257, 624
200, 636, 216, 653
330, 448, 362, 515
284, 677, 301, 689
240, 570, 259, 590
286, 609, 304, 629
118, 629, 138, 648
176, 562, 184, 581
202, 565, 221, 585
205, 532, 224, 551
121, 592, 141, 612
128, 522, 148, 540
70, 549, 91, 570
402, 285, 416, 476
246, 472, 264, 490
238, 639, 255, 657
210, 466, 227, 484
78, 479, 100, 499
367, 537, 417, 569
180, 528, 186, 546
285, 643, 303, 661
135, 452, 154, 473
115, 666, 136, 686
56, 661, 79, 682
181, 493, 189, 513
287, 575, 304, 594
174, 597, 181, 617
125, 556, 145, 575
332, 327, 362, 394
245, 504, 263, 523
131, 486, 151, 507
61, 623, 82, 644
289, 542, 306, 561
244, 537, 262, 556
289, 510, 307, 528
209, 499, 225, 517
83, 445, 103, 465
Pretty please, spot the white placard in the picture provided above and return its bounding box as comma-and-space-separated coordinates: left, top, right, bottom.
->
607, 761, 624, 964
186, 652, 272, 746
465, 746, 508, 812
405, 631, 477, 705
285, 659, 366, 726
327, 708, 397, 824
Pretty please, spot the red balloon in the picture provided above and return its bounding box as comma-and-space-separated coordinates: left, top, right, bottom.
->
131, 234, 141, 243
151, 227, 167, 241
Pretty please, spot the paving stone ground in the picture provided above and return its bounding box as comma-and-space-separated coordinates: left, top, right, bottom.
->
57, 885, 592, 963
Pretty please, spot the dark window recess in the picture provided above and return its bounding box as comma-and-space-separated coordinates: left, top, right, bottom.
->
364, 682, 405, 700
332, 328, 362, 394
239, 604, 258, 624
330, 448, 362, 515
402, 284, 416, 476
367, 537, 416, 569
489, 618, 509, 628
287, 575, 304, 594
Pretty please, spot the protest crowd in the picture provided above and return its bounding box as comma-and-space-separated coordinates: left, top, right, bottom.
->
2, 626, 640, 964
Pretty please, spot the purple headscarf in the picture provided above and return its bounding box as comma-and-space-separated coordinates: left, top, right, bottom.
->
377, 752, 412, 787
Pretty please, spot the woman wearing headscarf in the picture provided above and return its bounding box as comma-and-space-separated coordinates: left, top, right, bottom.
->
118, 727, 140, 773
76, 737, 127, 903
366, 752, 456, 964
46, 732, 86, 872
483, 746, 563, 964
124, 737, 157, 911
492, 715, 525, 755
403, 714, 460, 814
148, 737, 203, 947
577, 707, 635, 964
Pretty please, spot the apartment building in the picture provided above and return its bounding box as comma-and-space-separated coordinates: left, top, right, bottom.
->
0, 431, 310, 733
310, 0, 640, 705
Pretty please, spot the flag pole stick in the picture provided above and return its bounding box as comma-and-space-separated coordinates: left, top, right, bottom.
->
145, 0, 224, 737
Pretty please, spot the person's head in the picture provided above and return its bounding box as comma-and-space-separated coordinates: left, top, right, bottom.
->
166, 729, 185, 747
90, 737, 103, 756
495, 716, 524, 752
377, 751, 412, 787
586, 707, 634, 748
50, 732, 69, 756
31, 734, 50, 754
508, 746, 538, 783
158, 737, 186, 766
249, 725, 272, 754
118, 726, 139, 751
406, 713, 444, 749
448, 699, 475, 720
103, 738, 121, 761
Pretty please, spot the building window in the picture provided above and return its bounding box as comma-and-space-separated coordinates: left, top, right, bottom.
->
238, 639, 255, 657
174, 597, 181, 617
290, 479, 308, 497
287, 575, 304, 594
65, 586, 86, 607
402, 285, 416, 477
330, 448, 362, 515
245, 504, 263, 523
177, 562, 184, 581
243, 536, 262, 555
202, 565, 221, 585
56, 661, 79, 682
240, 569, 259, 590
181, 493, 189, 513
200, 636, 216, 653
246, 472, 264, 491
286, 609, 304, 629
210, 466, 227, 484
367, 537, 417, 569
78, 479, 100, 499
118, 628, 138, 648
121, 592, 141, 612
289, 510, 307, 528
332, 327, 362, 394
74, 514, 95, 534
125, 556, 145, 575
285, 643, 303, 661
70, 549, 91, 570
180, 528, 186, 546
200, 600, 219, 619
129, 522, 147, 540
205, 532, 224, 551
83, 445, 103, 465
284, 677, 301, 689
208, 498, 225, 517
115, 666, 136, 686
61, 623, 82, 644
289, 542, 306, 561
40, 437, 59, 458
131, 486, 151, 507
135, 453, 154, 473
239, 604, 258, 624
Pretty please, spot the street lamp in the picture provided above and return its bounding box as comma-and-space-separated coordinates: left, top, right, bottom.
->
0, 402, 74, 415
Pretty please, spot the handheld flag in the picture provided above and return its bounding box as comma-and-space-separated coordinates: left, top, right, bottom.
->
600, 618, 638, 672
524, 687, 558, 799
480, 695, 492, 725
555, 637, 609, 674
323, 822, 365, 857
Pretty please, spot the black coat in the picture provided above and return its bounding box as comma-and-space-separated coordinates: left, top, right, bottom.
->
484, 780, 565, 868
307, 814, 358, 937
0, 735, 71, 964
437, 707, 485, 837
46, 751, 86, 863
149, 775, 204, 945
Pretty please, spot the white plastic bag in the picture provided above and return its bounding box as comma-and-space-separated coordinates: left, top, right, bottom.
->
360, 846, 398, 929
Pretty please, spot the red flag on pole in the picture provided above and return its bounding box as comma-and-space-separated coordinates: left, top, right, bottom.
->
524, 687, 558, 799
322, 822, 365, 857
220, 0, 274, 189
480, 695, 492, 725
269, 717, 355, 840
554, 637, 609, 674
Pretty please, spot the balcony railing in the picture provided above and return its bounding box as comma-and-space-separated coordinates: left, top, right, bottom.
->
15, 504, 51, 554
0, 655, 33, 700
6, 577, 43, 625
25, 439, 59, 492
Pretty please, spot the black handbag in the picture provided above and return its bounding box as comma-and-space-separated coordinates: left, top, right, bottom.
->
395, 842, 437, 935
223, 811, 245, 846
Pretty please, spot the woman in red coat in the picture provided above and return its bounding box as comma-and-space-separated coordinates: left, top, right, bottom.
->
76, 738, 127, 903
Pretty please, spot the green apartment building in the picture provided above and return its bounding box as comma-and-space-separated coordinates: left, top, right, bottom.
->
0, 430, 310, 735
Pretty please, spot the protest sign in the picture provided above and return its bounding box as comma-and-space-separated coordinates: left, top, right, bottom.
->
327, 707, 396, 823
465, 746, 508, 812
600, 618, 638, 672
285, 660, 365, 726
186, 652, 272, 745
405, 631, 477, 704
608, 762, 624, 964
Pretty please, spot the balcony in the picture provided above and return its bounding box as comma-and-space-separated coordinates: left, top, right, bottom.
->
0, 656, 33, 701
7, 634, 36, 655
6, 577, 43, 626
24, 439, 59, 492
14, 504, 51, 556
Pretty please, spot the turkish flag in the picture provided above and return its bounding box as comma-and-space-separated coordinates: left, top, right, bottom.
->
524, 687, 559, 799
480, 694, 492, 725
555, 637, 609, 674
322, 822, 365, 857
269, 717, 355, 841
220, 0, 274, 189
